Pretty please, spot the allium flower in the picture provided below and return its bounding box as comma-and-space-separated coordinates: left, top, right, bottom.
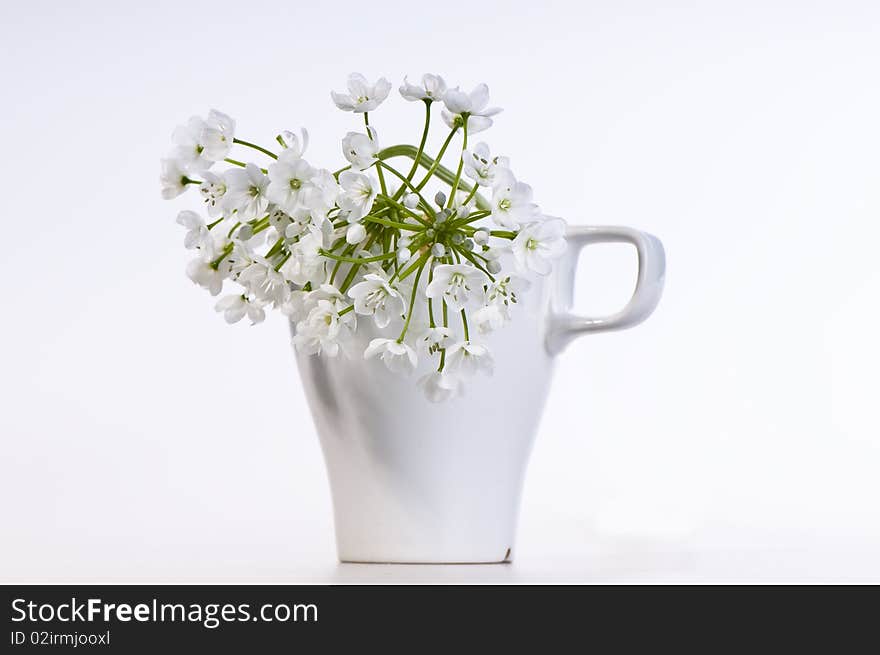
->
162, 76, 570, 401
462, 142, 506, 187
342, 128, 379, 170
160, 158, 191, 199
238, 258, 291, 307
425, 264, 486, 312
331, 73, 391, 113
266, 150, 316, 215
215, 293, 265, 325
186, 258, 224, 296
280, 226, 326, 285
300, 169, 340, 223
399, 74, 447, 102
491, 169, 539, 229
419, 326, 454, 353
278, 127, 309, 158
347, 273, 405, 328
471, 270, 529, 333
172, 116, 213, 172
338, 170, 378, 221
441, 84, 502, 134
511, 218, 567, 275
364, 338, 418, 374
198, 171, 227, 217
223, 163, 270, 220
200, 109, 235, 162
176, 210, 211, 251
445, 341, 494, 377
418, 370, 461, 403
293, 299, 343, 356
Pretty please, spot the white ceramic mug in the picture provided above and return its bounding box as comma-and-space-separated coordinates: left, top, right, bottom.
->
293, 225, 665, 563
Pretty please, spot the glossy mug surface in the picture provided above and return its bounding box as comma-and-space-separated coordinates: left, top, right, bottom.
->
293, 225, 665, 563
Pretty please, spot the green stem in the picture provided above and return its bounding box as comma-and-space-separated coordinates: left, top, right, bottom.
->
365, 113, 388, 195
376, 165, 433, 218
363, 215, 425, 231
460, 309, 470, 341
392, 100, 432, 201
233, 138, 278, 160
375, 191, 431, 225
447, 115, 468, 207
320, 249, 397, 264
414, 126, 459, 191
378, 145, 489, 212
224, 158, 267, 174
397, 259, 427, 342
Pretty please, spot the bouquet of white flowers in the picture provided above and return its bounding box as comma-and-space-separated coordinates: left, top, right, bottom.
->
161, 73, 567, 401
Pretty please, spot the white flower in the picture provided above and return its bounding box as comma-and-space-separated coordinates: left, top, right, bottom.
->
419, 326, 454, 353
441, 83, 502, 134
463, 142, 506, 187
511, 218, 567, 275
200, 109, 235, 161
186, 258, 224, 296
331, 73, 391, 113
347, 273, 405, 328
364, 338, 418, 374
223, 163, 270, 220
299, 169, 340, 224
171, 116, 212, 172
338, 170, 378, 221
472, 303, 505, 334
278, 127, 309, 158
345, 223, 367, 245
341, 128, 379, 170
418, 370, 461, 403
266, 150, 316, 215
160, 158, 191, 199
425, 263, 486, 312
238, 258, 290, 307
445, 341, 494, 377
218, 238, 255, 278
215, 293, 265, 324
399, 74, 447, 102
280, 225, 326, 284
491, 168, 539, 229
293, 299, 343, 356
198, 171, 227, 217
176, 210, 211, 251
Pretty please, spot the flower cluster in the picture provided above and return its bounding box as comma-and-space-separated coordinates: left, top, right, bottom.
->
161, 73, 566, 401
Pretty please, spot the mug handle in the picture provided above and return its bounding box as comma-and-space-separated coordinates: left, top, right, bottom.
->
545, 225, 666, 355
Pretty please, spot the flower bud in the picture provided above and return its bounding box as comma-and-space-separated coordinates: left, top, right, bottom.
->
487, 259, 502, 274
346, 223, 367, 245
462, 239, 474, 251
403, 193, 419, 210
425, 228, 436, 239
473, 229, 490, 245
434, 211, 448, 224
431, 243, 446, 257
398, 236, 412, 248
237, 225, 254, 241
397, 247, 412, 264
434, 191, 447, 207
451, 232, 465, 245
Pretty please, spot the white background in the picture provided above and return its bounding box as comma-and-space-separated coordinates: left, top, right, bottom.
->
2, 0, 879, 583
